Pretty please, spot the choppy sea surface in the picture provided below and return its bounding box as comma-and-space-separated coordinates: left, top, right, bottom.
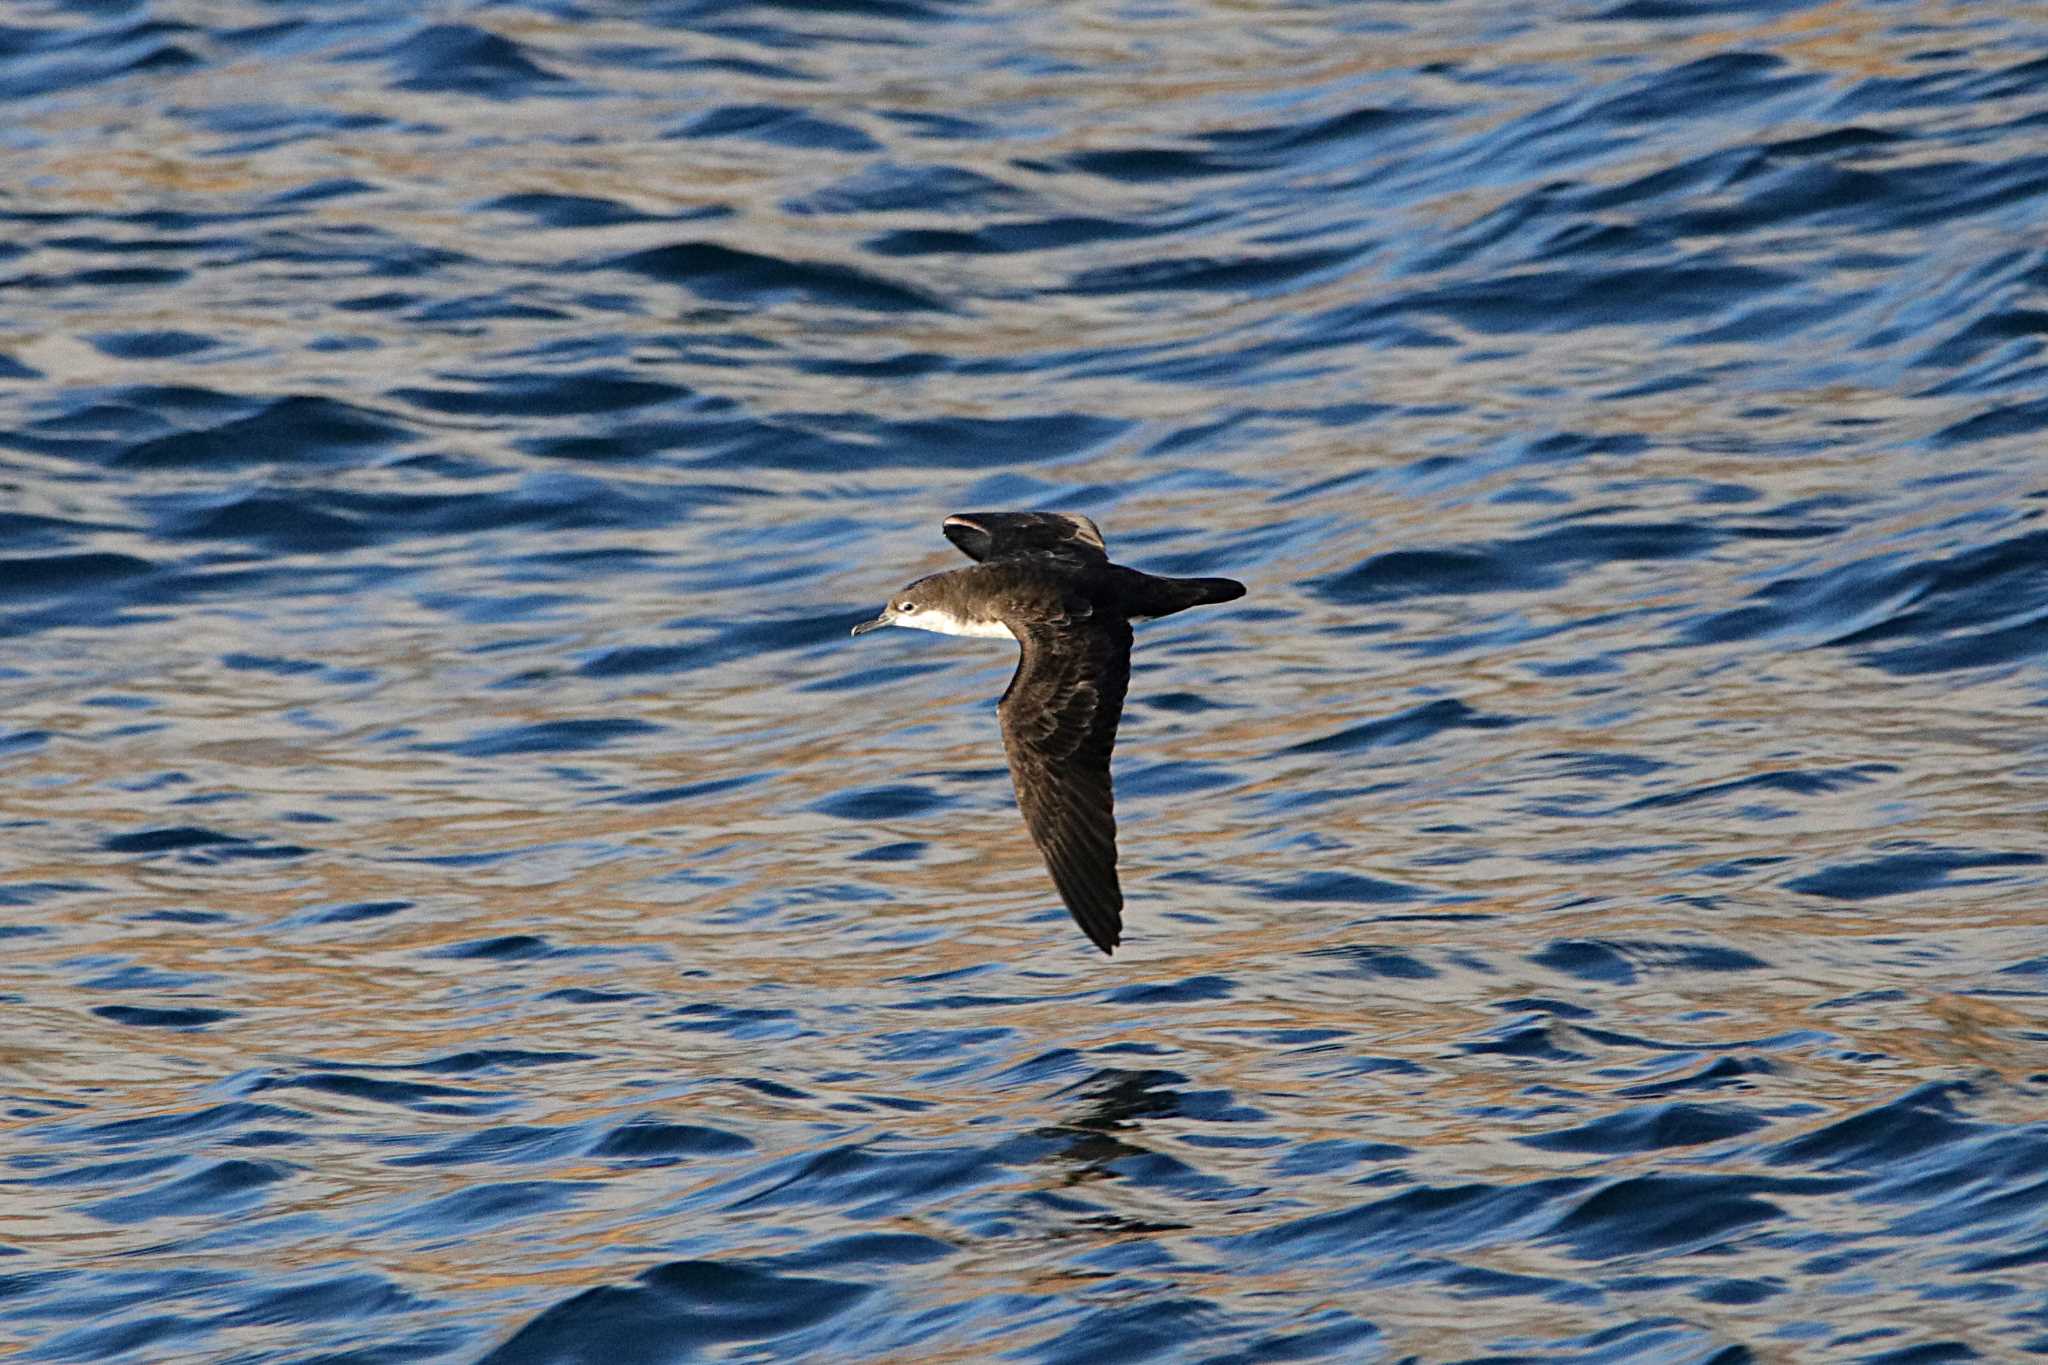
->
4, 1, 2048, 1360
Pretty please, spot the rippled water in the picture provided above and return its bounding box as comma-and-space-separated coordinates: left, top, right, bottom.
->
5, 1, 2048, 1360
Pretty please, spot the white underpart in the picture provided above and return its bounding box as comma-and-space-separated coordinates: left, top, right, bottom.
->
892, 607, 1016, 640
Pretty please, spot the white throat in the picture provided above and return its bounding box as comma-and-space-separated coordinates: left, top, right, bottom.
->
892, 607, 1016, 640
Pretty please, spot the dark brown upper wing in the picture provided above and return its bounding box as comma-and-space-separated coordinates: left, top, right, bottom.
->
996, 608, 1132, 953
944, 512, 1108, 567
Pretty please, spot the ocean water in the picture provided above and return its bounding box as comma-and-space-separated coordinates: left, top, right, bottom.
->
3, 0, 2048, 1360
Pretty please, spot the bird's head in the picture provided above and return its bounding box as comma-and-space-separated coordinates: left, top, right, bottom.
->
851, 570, 1016, 640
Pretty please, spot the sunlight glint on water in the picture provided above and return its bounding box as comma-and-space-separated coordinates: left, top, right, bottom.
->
1, 1, 2047, 1360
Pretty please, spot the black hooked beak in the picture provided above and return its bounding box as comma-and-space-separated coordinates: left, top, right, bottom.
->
850, 610, 894, 636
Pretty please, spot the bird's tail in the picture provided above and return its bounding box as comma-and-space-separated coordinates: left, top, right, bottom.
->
1125, 572, 1246, 620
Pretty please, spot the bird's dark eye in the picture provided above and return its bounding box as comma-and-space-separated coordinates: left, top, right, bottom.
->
898, 601, 917, 612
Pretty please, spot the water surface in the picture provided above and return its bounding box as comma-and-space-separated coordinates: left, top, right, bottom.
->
4, 1, 2048, 1360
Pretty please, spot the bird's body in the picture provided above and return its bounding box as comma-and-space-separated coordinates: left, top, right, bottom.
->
851, 513, 1244, 953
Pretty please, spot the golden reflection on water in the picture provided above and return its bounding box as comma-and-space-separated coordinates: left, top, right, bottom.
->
4, 538, 2044, 1354
4, 0, 2047, 1357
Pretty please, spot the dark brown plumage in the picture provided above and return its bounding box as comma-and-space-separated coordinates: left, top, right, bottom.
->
852, 512, 1245, 954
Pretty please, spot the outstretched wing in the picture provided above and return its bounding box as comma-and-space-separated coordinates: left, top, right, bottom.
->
996, 610, 1132, 953
944, 512, 1108, 566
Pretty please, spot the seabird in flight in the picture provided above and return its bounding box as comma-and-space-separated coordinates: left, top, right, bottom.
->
851, 512, 1245, 954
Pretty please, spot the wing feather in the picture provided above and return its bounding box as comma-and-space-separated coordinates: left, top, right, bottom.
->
996, 611, 1131, 953
945, 512, 1107, 566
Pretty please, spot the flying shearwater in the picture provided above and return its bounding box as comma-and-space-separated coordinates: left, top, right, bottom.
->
851, 512, 1245, 954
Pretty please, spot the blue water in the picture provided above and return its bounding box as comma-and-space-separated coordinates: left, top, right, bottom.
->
4, 1, 2048, 1360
